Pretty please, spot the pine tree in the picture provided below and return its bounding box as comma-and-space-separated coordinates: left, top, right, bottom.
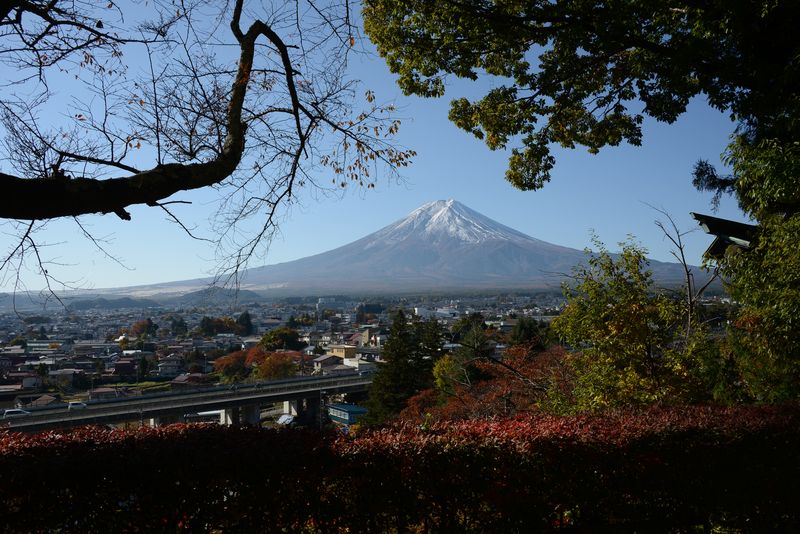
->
363, 311, 442, 425
236, 311, 254, 336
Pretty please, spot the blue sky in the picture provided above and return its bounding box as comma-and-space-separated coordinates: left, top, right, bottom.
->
1, 15, 746, 292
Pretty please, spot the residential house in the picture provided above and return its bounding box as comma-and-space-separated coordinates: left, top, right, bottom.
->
15, 393, 62, 409
345, 331, 363, 347
170, 373, 214, 390
157, 354, 184, 378
111, 359, 137, 377
326, 403, 368, 427
313, 354, 340, 374
4, 371, 42, 390
48, 369, 84, 388
342, 357, 376, 374
355, 347, 381, 362
300, 331, 323, 348
241, 336, 262, 350
72, 341, 119, 358
327, 345, 357, 359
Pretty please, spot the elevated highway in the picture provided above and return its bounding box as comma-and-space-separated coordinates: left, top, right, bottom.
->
2, 373, 372, 433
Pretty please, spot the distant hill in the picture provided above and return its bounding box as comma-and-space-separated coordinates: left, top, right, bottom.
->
156, 287, 264, 307
65, 297, 160, 310
0, 288, 265, 312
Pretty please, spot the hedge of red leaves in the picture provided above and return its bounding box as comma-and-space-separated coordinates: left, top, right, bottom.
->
1, 404, 799, 532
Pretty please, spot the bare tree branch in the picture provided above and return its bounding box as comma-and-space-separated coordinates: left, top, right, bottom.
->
646, 203, 720, 339
0, 1, 413, 295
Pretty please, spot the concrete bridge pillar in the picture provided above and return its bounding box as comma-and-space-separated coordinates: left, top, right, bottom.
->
283, 399, 299, 416
224, 405, 260, 426
223, 406, 241, 426
147, 414, 182, 427
241, 404, 260, 426
304, 397, 320, 424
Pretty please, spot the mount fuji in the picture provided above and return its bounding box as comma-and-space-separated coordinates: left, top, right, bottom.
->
0, 200, 705, 310
226, 199, 692, 295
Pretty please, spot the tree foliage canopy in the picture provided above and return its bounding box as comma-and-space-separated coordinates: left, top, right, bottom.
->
552, 239, 707, 409
198, 316, 241, 337
129, 318, 158, 338
213, 349, 248, 383
723, 215, 800, 401
247, 349, 297, 381
212, 345, 296, 382
364, 0, 799, 193
236, 311, 254, 337
508, 316, 548, 352
260, 326, 305, 351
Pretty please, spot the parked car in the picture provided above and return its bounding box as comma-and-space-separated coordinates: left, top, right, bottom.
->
2, 408, 31, 419
67, 401, 87, 410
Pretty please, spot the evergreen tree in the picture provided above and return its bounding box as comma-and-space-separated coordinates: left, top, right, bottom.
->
236, 311, 254, 336
433, 325, 494, 397
170, 316, 188, 337
508, 317, 547, 352
363, 311, 443, 425
450, 313, 485, 343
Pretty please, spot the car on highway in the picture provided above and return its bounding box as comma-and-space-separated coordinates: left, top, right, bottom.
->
67, 401, 87, 410
2, 408, 31, 419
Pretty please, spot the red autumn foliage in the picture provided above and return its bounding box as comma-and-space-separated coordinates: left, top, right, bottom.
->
212, 349, 247, 372
244, 345, 268, 367
402, 346, 572, 422
0, 404, 798, 531
212, 346, 260, 369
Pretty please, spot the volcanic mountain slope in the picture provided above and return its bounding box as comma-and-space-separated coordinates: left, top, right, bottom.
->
239, 199, 692, 294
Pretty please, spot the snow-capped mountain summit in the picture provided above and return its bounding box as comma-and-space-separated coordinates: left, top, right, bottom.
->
365, 199, 533, 247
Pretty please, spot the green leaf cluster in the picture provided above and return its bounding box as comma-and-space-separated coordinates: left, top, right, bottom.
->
552, 238, 705, 409
433, 325, 494, 397
364, 0, 800, 190
695, 137, 800, 399
259, 326, 305, 351
719, 214, 800, 401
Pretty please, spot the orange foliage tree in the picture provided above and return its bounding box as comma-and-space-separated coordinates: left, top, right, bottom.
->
213, 346, 297, 383
213, 350, 248, 383
252, 352, 297, 381
129, 318, 158, 337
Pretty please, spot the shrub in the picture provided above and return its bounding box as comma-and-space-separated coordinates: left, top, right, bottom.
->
1, 405, 798, 531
